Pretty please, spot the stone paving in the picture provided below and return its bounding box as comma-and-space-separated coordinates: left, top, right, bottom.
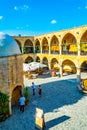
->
0, 74, 87, 130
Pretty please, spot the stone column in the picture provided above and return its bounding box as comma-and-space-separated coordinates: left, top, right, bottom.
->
60, 65, 63, 77
59, 44, 62, 55
9, 96, 12, 115
77, 67, 81, 82
78, 42, 80, 56
21, 45, 24, 54
59, 60, 63, 77
40, 43, 42, 54
48, 60, 51, 71
33, 43, 36, 61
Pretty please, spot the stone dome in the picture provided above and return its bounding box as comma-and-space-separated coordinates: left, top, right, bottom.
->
0, 32, 21, 56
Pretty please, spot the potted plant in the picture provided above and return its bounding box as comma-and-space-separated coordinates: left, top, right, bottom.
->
23, 87, 30, 105
0, 91, 9, 122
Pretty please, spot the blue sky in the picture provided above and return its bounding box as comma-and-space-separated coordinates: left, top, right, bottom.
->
0, 0, 87, 36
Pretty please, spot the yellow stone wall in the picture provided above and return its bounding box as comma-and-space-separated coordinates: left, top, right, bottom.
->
0, 54, 23, 97
13, 25, 87, 77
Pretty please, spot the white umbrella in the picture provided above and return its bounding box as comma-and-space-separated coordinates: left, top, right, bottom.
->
29, 62, 47, 68
23, 62, 47, 72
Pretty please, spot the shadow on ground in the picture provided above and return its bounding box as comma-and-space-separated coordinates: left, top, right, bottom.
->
29, 78, 85, 113
46, 115, 70, 129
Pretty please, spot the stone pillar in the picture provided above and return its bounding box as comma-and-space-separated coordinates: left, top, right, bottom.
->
78, 42, 80, 56
59, 44, 62, 55
59, 60, 63, 77
49, 46, 50, 55
40, 43, 42, 54
21, 45, 24, 54
33, 44, 36, 61
9, 96, 12, 115
48, 61, 51, 70
77, 67, 81, 82
60, 65, 63, 77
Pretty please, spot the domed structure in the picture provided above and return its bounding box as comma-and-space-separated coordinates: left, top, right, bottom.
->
0, 32, 21, 56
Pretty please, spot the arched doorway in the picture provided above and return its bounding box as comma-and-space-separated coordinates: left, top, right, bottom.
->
25, 56, 33, 63
81, 61, 87, 72
51, 58, 59, 71
36, 56, 40, 62
80, 30, 87, 55
62, 33, 77, 55
35, 40, 40, 53
11, 86, 22, 106
24, 39, 33, 54
42, 38, 49, 53
50, 35, 59, 54
62, 60, 76, 74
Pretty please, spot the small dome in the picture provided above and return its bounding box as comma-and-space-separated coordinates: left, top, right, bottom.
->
0, 32, 21, 56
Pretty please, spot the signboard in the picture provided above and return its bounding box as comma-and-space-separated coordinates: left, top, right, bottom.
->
35, 108, 45, 130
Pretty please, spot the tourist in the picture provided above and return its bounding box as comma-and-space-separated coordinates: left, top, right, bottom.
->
38, 85, 42, 97
32, 82, 36, 95
19, 95, 25, 112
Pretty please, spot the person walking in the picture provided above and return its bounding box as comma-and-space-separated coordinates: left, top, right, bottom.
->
38, 85, 42, 97
19, 95, 25, 112
32, 82, 36, 95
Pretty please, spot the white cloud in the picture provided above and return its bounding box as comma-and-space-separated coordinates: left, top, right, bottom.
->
14, 5, 29, 11
77, 6, 87, 10
85, 6, 87, 9
50, 19, 57, 24
0, 16, 3, 20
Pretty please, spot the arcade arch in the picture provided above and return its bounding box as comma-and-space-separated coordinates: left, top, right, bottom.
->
62, 33, 77, 55
36, 56, 40, 62
25, 56, 34, 63
35, 40, 40, 53
62, 59, 76, 74
81, 61, 87, 72
11, 85, 22, 106
42, 57, 48, 66
50, 35, 59, 54
50, 58, 59, 71
42, 37, 49, 53
24, 39, 33, 54
80, 30, 87, 55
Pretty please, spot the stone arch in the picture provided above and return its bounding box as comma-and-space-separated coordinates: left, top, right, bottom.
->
11, 85, 22, 106
62, 33, 77, 55
50, 35, 59, 54
42, 37, 49, 53
62, 59, 76, 74
80, 30, 87, 55
81, 61, 87, 72
36, 56, 40, 62
42, 57, 48, 66
24, 39, 33, 54
25, 56, 33, 63
50, 58, 59, 70
15, 39, 22, 53
35, 39, 40, 53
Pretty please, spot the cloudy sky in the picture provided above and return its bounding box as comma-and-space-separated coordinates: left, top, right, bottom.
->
0, 0, 87, 36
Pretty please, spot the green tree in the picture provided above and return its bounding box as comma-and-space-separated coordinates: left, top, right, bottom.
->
23, 87, 30, 105
0, 91, 9, 121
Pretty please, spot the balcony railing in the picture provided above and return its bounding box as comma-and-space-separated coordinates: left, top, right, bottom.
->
80, 51, 87, 55
51, 50, 60, 54
42, 50, 49, 54
62, 51, 78, 55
